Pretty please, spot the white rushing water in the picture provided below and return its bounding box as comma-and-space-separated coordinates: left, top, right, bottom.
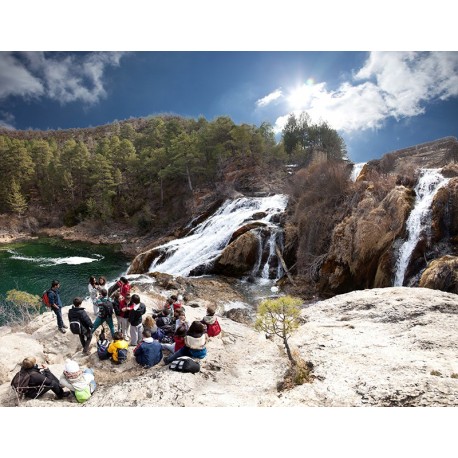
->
7, 250, 103, 266
351, 162, 367, 181
148, 194, 288, 277
393, 169, 450, 286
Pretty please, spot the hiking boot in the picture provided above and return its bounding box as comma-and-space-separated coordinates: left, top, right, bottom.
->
56, 391, 71, 399
58, 327, 67, 334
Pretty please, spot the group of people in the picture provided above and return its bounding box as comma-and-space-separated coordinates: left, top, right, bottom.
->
11, 275, 222, 403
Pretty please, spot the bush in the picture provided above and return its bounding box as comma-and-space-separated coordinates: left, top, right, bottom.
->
0, 290, 41, 326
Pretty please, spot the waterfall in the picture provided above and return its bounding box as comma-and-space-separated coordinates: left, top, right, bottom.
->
148, 194, 288, 277
261, 230, 281, 279
351, 162, 366, 181
393, 169, 450, 286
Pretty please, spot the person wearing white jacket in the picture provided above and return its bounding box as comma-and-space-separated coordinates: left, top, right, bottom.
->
59, 359, 96, 403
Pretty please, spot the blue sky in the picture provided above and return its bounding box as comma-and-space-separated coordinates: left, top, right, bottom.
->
1, 50, 457, 163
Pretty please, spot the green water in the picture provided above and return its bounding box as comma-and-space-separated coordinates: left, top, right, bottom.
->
0, 237, 130, 309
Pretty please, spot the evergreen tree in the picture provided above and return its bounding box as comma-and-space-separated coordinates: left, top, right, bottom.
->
7, 179, 28, 215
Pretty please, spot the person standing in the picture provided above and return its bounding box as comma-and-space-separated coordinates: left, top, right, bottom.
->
88, 276, 99, 316
122, 294, 146, 346
68, 297, 93, 355
47, 280, 67, 334
91, 288, 115, 338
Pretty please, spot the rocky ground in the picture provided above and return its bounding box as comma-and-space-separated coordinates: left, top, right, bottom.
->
1, 285, 457, 407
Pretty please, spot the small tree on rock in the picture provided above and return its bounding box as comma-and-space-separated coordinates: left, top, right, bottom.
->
255, 295, 302, 365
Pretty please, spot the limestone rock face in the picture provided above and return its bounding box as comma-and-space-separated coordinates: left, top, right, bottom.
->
1, 286, 458, 407
419, 255, 458, 293
319, 185, 414, 294
214, 230, 260, 276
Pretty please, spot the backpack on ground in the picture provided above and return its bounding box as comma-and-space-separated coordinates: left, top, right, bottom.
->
42, 290, 51, 308
169, 356, 200, 374
97, 339, 110, 360
11, 370, 32, 396
117, 348, 128, 364
69, 320, 82, 335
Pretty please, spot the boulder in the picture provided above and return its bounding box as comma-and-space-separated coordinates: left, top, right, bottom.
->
419, 255, 458, 293
214, 230, 260, 276
223, 307, 253, 325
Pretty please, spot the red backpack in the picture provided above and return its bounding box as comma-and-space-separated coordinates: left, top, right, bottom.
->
42, 290, 52, 307
207, 319, 221, 337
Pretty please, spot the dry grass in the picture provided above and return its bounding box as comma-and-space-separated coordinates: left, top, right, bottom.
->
277, 349, 314, 391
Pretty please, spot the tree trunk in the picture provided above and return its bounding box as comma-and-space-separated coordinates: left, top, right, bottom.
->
283, 337, 296, 365
186, 164, 193, 192
160, 176, 164, 208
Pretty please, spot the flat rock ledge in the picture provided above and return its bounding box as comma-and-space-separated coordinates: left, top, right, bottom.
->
1, 287, 457, 407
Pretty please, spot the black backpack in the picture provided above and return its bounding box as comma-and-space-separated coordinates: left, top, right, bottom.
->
169, 357, 200, 374
97, 339, 110, 360
98, 300, 113, 319
69, 320, 82, 335
117, 348, 128, 364
11, 370, 32, 396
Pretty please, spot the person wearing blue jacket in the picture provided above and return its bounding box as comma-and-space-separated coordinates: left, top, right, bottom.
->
47, 280, 67, 334
133, 329, 163, 368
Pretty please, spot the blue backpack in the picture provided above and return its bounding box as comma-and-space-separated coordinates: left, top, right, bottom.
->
97, 339, 110, 360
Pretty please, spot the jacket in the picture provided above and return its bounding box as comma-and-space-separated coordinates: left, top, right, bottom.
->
47, 288, 62, 308
108, 339, 129, 362
19, 366, 58, 398
133, 337, 163, 367
144, 325, 165, 342
185, 334, 208, 359
59, 371, 93, 392
127, 302, 146, 326
68, 306, 93, 332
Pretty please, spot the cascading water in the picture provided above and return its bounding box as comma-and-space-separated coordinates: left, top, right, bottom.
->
393, 169, 450, 286
351, 162, 367, 182
261, 230, 282, 279
148, 194, 288, 277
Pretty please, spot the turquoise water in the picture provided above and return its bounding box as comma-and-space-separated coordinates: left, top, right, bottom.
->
0, 238, 130, 308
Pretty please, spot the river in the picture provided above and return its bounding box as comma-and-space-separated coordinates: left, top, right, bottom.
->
0, 237, 130, 309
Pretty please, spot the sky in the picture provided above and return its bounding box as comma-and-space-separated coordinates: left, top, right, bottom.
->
1, 50, 458, 163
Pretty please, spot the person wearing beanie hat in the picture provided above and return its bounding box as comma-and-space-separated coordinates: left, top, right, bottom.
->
11, 357, 69, 400
59, 359, 96, 403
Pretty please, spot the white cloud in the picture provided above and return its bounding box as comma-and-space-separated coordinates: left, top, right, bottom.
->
266, 52, 458, 134
0, 52, 126, 105
256, 88, 282, 107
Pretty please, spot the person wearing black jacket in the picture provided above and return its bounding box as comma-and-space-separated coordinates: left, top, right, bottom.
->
68, 297, 93, 355
12, 357, 70, 400
122, 294, 146, 346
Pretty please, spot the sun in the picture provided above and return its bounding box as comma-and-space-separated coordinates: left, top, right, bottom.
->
287, 78, 316, 110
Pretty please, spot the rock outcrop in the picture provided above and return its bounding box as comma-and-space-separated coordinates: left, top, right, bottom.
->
419, 256, 458, 293
1, 286, 457, 407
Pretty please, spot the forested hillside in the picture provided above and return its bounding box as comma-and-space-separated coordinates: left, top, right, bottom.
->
0, 113, 347, 236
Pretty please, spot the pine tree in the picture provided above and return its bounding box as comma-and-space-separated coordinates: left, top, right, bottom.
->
7, 179, 28, 215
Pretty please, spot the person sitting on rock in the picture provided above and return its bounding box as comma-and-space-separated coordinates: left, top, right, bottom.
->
163, 321, 208, 365
107, 331, 129, 364
161, 323, 187, 355
59, 359, 96, 403
68, 296, 93, 355
133, 329, 163, 368
11, 357, 70, 400
143, 315, 165, 342
201, 305, 222, 337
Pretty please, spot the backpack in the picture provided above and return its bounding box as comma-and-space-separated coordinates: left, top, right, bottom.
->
69, 320, 82, 335
11, 370, 32, 396
75, 386, 91, 403
117, 348, 128, 364
97, 339, 110, 360
169, 356, 200, 374
207, 320, 221, 337
42, 290, 51, 308
98, 300, 113, 319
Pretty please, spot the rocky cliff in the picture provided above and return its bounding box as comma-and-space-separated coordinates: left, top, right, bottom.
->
1, 285, 457, 407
